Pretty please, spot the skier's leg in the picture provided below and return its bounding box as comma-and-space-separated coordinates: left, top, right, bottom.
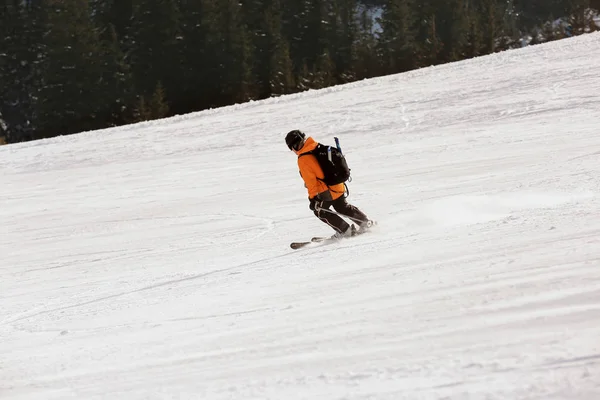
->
313, 201, 350, 233
332, 196, 369, 225
332, 197, 374, 232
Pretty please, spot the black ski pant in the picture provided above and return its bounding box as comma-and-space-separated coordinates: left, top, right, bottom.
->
314, 196, 369, 233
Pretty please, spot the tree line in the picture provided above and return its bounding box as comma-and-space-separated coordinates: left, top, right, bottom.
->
1, 0, 598, 144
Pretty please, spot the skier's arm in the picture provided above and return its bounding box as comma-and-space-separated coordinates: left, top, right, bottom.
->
298, 156, 322, 199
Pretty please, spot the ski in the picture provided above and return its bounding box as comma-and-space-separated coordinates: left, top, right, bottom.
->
290, 241, 313, 250
290, 222, 377, 250
290, 240, 327, 250
290, 238, 336, 250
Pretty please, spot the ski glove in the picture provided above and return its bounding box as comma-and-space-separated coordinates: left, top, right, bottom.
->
309, 191, 331, 211
309, 197, 323, 211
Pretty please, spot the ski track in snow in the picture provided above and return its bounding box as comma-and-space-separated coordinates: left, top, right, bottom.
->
1, 33, 600, 399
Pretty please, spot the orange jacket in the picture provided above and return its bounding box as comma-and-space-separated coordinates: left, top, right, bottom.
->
295, 136, 346, 200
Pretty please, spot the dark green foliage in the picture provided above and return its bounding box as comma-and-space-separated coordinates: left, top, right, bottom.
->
352, 7, 381, 79
512, 0, 566, 31
36, 0, 122, 138
202, 0, 255, 104
91, 0, 134, 41
377, 0, 415, 73
176, 0, 211, 112
435, 0, 471, 62
265, 0, 296, 95
411, 0, 442, 67
566, 0, 600, 34
134, 81, 169, 121
330, 0, 359, 82
129, 0, 182, 104
1, 0, 599, 143
0, 0, 45, 142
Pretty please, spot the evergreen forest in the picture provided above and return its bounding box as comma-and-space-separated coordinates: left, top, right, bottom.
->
1, 0, 599, 144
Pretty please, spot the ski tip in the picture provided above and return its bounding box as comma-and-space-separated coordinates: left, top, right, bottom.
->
290, 242, 311, 250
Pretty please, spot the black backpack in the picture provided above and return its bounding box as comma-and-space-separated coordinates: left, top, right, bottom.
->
300, 141, 351, 186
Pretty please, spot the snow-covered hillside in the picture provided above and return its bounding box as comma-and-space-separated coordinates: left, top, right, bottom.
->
2, 33, 600, 400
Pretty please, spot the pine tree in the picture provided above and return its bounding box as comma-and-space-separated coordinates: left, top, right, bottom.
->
0, 0, 25, 141
240, 0, 270, 97
313, 50, 336, 87
177, 0, 211, 111
265, 0, 295, 96
281, 0, 336, 82
512, 0, 565, 33
83, 0, 135, 126
133, 82, 169, 121
567, 0, 599, 34
97, 25, 135, 126
296, 61, 312, 91
36, 0, 111, 138
378, 0, 415, 74
434, 0, 471, 62
135, 96, 152, 122
330, 0, 359, 82
129, 0, 182, 110
0, 0, 45, 142
474, 0, 512, 53
309, 0, 336, 74
411, 0, 441, 66
203, 0, 255, 104
240, 0, 294, 98
352, 6, 381, 80
150, 81, 170, 118
465, 1, 484, 58
91, 0, 134, 42
280, 0, 310, 76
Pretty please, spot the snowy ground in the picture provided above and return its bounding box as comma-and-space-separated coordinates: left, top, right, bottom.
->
2, 33, 600, 400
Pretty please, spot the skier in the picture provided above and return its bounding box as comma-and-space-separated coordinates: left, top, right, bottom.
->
285, 129, 372, 239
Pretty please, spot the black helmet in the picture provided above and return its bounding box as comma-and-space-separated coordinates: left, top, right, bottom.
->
285, 130, 306, 151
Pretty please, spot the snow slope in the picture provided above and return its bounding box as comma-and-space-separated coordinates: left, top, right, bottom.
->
2, 33, 600, 400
